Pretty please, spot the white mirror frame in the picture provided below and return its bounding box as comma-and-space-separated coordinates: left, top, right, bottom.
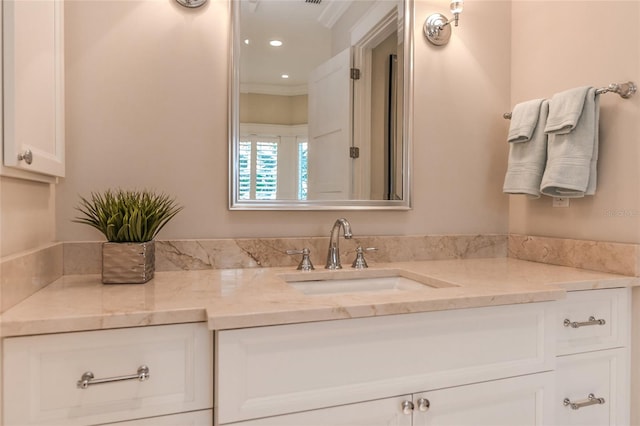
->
228, 0, 413, 210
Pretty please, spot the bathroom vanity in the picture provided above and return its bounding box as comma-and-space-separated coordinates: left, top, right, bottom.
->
0, 258, 635, 426
216, 286, 630, 426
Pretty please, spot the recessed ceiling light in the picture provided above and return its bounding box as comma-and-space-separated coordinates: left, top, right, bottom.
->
243, 39, 250, 45
269, 40, 283, 47
281, 74, 289, 79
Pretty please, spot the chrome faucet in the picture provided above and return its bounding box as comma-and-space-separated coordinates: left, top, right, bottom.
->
325, 218, 352, 269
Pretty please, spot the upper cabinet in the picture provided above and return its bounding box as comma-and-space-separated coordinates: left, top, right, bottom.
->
2, 0, 65, 180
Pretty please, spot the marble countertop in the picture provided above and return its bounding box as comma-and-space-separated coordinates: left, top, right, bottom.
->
1, 258, 638, 337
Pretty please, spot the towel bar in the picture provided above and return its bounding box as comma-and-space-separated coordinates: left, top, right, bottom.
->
503, 81, 636, 119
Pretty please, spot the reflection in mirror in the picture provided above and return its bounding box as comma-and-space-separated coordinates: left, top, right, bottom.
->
230, 0, 413, 209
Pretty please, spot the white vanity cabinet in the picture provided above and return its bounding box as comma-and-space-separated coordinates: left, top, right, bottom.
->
553, 288, 630, 426
217, 302, 556, 425
2, 323, 213, 426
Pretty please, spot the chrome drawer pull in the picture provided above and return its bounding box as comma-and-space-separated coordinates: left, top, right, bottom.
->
77, 365, 150, 389
563, 316, 606, 328
563, 394, 605, 410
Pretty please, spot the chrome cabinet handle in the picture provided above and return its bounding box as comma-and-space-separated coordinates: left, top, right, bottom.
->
564, 316, 606, 328
563, 394, 605, 410
401, 400, 414, 415
17, 149, 33, 165
416, 397, 430, 412
77, 365, 150, 389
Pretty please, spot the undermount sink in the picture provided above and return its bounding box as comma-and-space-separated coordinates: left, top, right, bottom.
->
279, 269, 457, 296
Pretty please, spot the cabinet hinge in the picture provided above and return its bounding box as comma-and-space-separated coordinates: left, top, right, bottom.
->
350, 147, 360, 159
350, 68, 361, 80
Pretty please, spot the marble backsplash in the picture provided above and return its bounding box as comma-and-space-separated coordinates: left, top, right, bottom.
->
63, 234, 508, 275
508, 234, 640, 276
4, 233, 640, 314
1, 243, 63, 313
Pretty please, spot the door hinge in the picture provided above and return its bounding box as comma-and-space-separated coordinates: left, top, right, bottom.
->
350, 147, 360, 159
350, 68, 360, 80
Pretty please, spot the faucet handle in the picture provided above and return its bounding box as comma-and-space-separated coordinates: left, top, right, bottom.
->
286, 248, 315, 271
351, 246, 377, 269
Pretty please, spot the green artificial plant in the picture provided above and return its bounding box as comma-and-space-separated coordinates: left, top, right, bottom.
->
74, 189, 183, 243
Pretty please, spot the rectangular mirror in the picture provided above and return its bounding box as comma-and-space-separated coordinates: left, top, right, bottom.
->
229, 0, 413, 210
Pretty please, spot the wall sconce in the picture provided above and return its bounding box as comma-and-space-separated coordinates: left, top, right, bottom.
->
176, 0, 207, 8
424, 0, 464, 46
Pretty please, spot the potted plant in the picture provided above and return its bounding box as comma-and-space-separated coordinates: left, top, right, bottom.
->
74, 189, 183, 284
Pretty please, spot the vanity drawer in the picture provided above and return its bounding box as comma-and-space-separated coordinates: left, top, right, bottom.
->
217, 302, 555, 423
556, 348, 629, 426
3, 322, 213, 426
555, 288, 629, 356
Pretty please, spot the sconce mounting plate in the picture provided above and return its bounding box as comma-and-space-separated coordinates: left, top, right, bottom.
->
176, 0, 207, 8
424, 13, 451, 46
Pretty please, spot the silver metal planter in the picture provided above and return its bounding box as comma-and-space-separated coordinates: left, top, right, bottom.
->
102, 241, 155, 284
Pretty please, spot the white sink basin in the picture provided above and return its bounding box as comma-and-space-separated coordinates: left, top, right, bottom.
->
279, 269, 456, 296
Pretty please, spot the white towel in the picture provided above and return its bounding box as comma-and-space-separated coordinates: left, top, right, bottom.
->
540, 87, 599, 197
508, 98, 545, 143
503, 100, 549, 198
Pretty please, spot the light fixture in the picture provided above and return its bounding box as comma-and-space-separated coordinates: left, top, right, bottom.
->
281, 74, 289, 79
175, 0, 207, 8
269, 40, 283, 47
424, 0, 464, 46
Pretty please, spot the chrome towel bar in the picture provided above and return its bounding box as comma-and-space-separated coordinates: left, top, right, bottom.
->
503, 81, 636, 119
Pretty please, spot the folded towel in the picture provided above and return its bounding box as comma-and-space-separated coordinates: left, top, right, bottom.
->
544, 86, 590, 134
503, 100, 549, 198
508, 99, 545, 143
540, 87, 599, 197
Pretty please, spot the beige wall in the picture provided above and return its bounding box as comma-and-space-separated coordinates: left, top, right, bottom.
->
0, 176, 55, 257
8, 1, 639, 244
55, 0, 510, 241
509, 1, 640, 245
240, 93, 308, 125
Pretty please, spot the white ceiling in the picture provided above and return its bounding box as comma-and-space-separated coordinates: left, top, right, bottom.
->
239, 0, 352, 94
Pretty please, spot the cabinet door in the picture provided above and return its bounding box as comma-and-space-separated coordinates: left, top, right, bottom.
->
412, 372, 554, 426
226, 396, 412, 426
556, 348, 629, 426
3, 0, 65, 178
